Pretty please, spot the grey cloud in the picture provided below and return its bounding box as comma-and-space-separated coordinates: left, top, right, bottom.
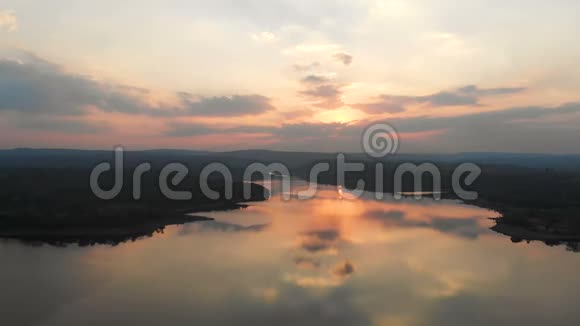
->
0, 52, 276, 119
389, 103, 580, 153
300, 84, 344, 109
458, 84, 526, 96
357, 102, 580, 153
163, 102, 580, 153
422, 91, 479, 106
301, 84, 341, 98
417, 85, 526, 106
177, 93, 275, 117
333, 52, 353, 66
0, 54, 153, 116
301, 74, 331, 84
164, 122, 353, 142
388, 102, 580, 133
355, 85, 526, 114
420, 85, 526, 107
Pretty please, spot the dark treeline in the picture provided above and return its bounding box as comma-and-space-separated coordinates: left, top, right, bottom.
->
292, 158, 580, 250
0, 164, 266, 245
291, 159, 580, 209
1, 149, 580, 247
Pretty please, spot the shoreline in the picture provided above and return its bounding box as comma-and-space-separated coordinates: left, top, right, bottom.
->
3, 180, 579, 248
0, 202, 259, 246
315, 180, 580, 246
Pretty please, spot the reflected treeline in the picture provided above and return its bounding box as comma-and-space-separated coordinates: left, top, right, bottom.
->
3, 149, 580, 252
0, 215, 216, 247
1, 227, 165, 247
293, 157, 580, 253
5, 214, 272, 247
178, 221, 270, 234
490, 209, 580, 252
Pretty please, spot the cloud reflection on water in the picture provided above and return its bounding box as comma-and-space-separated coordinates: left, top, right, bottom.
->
3, 184, 580, 326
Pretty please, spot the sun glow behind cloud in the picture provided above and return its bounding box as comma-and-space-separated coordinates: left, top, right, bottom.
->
1, 1, 580, 152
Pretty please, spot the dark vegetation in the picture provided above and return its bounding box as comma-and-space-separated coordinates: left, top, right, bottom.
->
1, 149, 579, 248
294, 157, 580, 251
0, 161, 267, 245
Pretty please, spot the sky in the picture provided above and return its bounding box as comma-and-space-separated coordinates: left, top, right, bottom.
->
1, 0, 580, 153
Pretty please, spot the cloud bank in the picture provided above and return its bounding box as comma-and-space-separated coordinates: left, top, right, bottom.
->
356, 85, 526, 114
0, 51, 276, 122
1, 51, 579, 153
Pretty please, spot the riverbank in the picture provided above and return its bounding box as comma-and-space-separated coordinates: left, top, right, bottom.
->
0, 202, 255, 246
312, 176, 580, 249
0, 171, 269, 246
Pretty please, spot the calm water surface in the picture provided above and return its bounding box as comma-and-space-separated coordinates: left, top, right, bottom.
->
2, 182, 580, 326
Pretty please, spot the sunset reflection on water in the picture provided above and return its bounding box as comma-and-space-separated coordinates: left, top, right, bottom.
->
2, 182, 580, 326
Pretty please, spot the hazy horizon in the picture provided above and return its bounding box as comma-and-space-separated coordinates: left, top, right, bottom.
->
3, 147, 580, 157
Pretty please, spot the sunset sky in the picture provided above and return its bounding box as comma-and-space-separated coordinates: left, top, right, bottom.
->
1, 0, 580, 153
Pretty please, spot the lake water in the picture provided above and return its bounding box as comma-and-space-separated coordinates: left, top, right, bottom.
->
2, 181, 580, 326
